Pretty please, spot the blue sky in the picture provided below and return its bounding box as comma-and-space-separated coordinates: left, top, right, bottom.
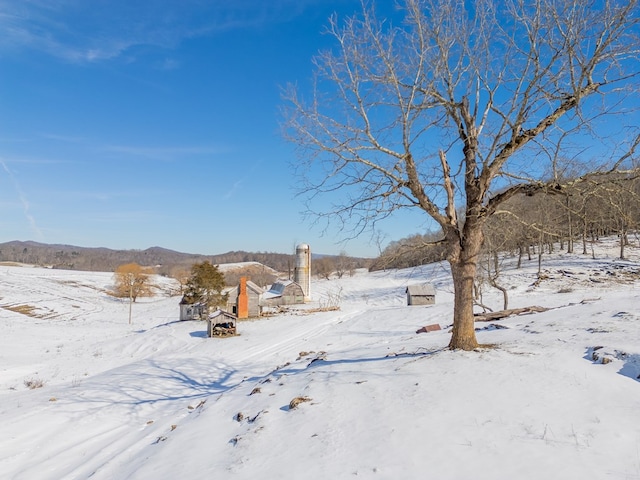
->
0, 0, 428, 258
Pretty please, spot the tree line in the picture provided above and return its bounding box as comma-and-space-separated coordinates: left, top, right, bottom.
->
373, 173, 640, 272
0, 241, 370, 279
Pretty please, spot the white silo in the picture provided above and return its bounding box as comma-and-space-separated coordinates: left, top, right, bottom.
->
294, 243, 311, 301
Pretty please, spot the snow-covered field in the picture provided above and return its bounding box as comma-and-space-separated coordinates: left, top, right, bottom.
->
1, 239, 639, 479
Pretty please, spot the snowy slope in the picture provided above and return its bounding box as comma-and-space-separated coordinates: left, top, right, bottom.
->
0, 240, 639, 479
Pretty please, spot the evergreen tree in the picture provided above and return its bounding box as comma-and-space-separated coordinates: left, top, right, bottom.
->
183, 261, 227, 315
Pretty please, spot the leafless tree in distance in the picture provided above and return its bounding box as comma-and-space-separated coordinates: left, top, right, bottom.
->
113, 263, 155, 324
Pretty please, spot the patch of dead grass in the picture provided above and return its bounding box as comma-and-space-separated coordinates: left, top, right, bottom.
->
1, 303, 56, 319
3, 304, 39, 317
288, 396, 312, 410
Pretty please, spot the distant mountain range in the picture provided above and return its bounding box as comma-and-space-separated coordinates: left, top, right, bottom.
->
0, 241, 371, 276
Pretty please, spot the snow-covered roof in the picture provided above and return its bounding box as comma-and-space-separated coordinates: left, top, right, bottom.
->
263, 279, 299, 299
406, 284, 436, 296
226, 280, 265, 296
208, 309, 236, 320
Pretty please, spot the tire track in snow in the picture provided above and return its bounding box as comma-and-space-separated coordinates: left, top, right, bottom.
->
223, 309, 365, 368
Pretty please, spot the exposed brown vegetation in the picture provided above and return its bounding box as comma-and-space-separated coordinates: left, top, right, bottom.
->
3, 304, 38, 317
0, 303, 57, 319
288, 396, 312, 410
24, 378, 45, 389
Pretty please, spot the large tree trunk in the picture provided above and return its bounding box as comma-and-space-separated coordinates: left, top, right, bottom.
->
448, 261, 479, 350
447, 226, 483, 350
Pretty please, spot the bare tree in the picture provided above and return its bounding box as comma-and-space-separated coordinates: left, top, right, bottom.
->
169, 265, 191, 295
370, 231, 447, 270
479, 214, 519, 311
335, 250, 352, 278
283, 0, 640, 350
314, 256, 336, 279
592, 175, 640, 258
113, 263, 155, 324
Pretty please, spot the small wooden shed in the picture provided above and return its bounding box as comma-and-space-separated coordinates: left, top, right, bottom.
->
207, 309, 237, 337
406, 284, 436, 306
179, 297, 208, 321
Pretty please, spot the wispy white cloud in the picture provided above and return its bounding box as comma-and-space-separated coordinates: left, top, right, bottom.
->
49, 188, 151, 202
159, 57, 180, 71
37, 132, 228, 162
0, 0, 331, 63
223, 159, 263, 200
0, 158, 43, 240
223, 179, 244, 200
40, 132, 88, 144
104, 144, 230, 161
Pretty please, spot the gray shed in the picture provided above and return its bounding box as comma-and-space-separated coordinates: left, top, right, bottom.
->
179, 297, 208, 320
261, 279, 305, 307
406, 284, 436, 306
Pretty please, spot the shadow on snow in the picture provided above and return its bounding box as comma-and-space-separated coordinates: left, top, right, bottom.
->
61, 348, 445, 410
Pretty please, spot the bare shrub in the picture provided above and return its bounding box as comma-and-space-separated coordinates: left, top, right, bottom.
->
288, 396, 312, 410
24, 377, 45, 389
319, 287, 342, 310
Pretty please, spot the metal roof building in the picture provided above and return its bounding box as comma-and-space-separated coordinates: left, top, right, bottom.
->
406, 284, 436, 305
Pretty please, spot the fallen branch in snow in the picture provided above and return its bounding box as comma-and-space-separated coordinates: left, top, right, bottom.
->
475, 298, 603, 322
577, 298, 600, 304
474, 306, 550, 322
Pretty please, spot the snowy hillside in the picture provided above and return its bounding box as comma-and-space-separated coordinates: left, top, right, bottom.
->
1, 239, 639, 479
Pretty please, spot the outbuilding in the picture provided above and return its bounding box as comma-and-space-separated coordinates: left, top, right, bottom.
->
261, 279, 305, 307
179, 297, 208, 321
207, 309, 237, 337
406, 284, 436, 306
225, 277, 264, 318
